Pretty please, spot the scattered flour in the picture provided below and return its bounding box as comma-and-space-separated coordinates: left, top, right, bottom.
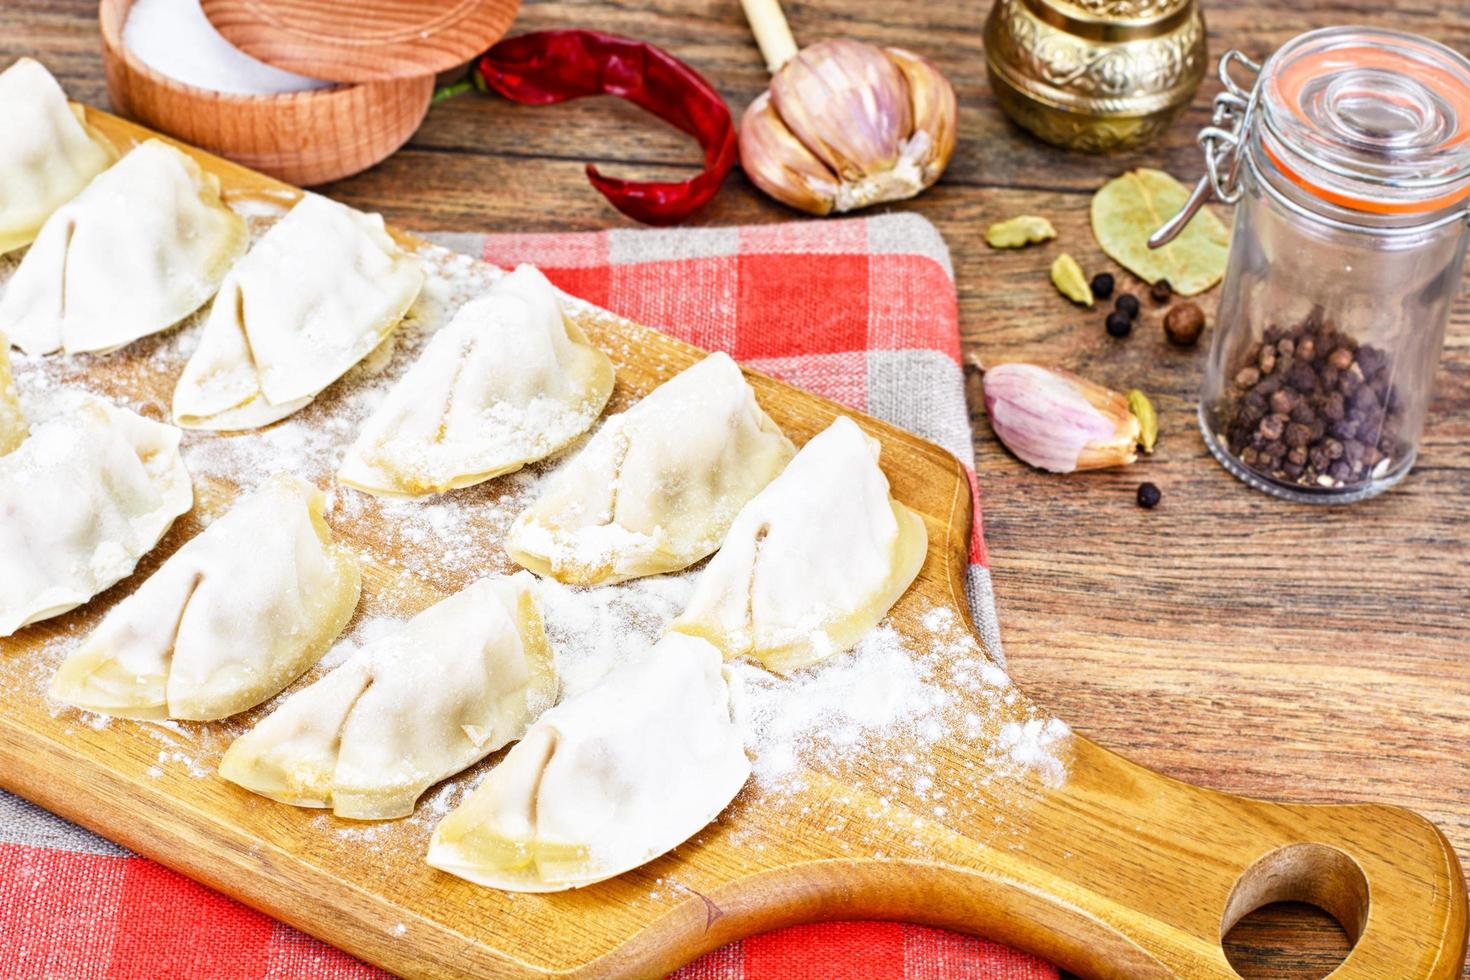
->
2, 211, 1071, 875
733, 624, 950, 787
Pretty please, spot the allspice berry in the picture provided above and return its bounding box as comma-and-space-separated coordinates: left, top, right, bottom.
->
1164, 302, 1205, 347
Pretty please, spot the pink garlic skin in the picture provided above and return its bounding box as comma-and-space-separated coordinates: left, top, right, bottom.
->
739, 39, 958, 216
982, 363, 1137, 473
769, 39, 911, 183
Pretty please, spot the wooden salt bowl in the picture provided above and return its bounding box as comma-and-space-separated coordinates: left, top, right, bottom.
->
98, 0, 434, 185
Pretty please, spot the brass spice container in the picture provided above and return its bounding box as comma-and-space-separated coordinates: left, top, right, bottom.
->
984, 0, 1207, 152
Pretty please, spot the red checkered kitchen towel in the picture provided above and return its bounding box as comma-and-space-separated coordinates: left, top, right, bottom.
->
0, 213, 1053, 979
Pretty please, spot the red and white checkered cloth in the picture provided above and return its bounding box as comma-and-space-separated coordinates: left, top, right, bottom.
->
0, 213, 1053, 979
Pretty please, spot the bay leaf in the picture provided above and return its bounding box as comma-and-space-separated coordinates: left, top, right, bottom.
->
1091, 168, 1229, 296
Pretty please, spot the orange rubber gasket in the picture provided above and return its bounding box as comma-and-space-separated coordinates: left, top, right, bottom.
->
1266, 43, 1470, 215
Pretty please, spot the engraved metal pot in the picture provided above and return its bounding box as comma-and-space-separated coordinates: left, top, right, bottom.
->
984, 0, 1208, 152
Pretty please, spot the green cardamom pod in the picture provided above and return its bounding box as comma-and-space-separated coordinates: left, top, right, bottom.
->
986, 214, 1056, 249
1050, 253, 1093, 307
1127, 388, 1158, 453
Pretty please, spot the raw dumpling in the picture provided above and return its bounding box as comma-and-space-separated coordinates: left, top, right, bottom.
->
2, 139, 246, 355
337, 265, 614, 497
0, 332, 24, 454
0, 58, 116, 255
173, 194, 425, 431
219, 572, 557, 820
50, 474, 361, 721
0, 395, 192, 638
670, 415, 926, 674
427, 632, 748, 892
507, 352, 794, 585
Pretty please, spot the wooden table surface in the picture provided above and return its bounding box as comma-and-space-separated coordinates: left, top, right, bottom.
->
5, 0, 1468, 977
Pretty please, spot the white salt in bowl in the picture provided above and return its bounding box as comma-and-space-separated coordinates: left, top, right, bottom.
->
99, 0, 433, 186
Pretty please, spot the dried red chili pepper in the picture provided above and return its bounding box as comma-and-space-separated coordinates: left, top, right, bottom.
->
474, 30, 736, 226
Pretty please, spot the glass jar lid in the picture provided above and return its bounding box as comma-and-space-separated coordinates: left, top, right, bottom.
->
1259, 26, 1470, 215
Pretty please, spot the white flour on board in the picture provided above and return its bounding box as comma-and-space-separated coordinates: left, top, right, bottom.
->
3, 201, 1070, 867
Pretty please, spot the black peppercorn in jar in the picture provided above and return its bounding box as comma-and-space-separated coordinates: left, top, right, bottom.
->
1153, 28, 1470, 503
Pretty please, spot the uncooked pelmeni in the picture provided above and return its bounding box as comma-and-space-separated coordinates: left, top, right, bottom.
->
427, 632, 748, 892
507, 352, 794, 585
0, 395, 192, 638
0, 332, 24, 454
173, 193, 425, 431
337, 265, 615, 497
0, 58, 116, 255
50, 474, 360, 721
670, 415, 927, 674
219, 572, 557, 820
1, 139, 246, 355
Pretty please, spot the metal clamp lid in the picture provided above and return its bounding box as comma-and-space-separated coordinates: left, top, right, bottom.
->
1149, 50, 1260, 249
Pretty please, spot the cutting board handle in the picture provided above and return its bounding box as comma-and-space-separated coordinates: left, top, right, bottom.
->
959, 737, 1470, 978
635, 734, 1466, 979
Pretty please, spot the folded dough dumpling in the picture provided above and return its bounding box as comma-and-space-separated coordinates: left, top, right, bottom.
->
219, 572, 557, 820
507, 352, 794, 585
337, 265, 615, 497
173, 194, 425, 431
670, 416, 926, 674
427, 632, 748, 892
0, 58, 116, 255
50, 474, 361, 721
0, 395, 192, 637
1, 139, 246, 355
0, 333, 24, 454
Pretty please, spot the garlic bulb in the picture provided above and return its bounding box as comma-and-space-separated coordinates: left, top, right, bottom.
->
983, 363, 1144, 473
739, 39, 957, 215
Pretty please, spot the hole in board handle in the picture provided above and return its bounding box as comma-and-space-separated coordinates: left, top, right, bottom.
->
1220, 843, 1368, 978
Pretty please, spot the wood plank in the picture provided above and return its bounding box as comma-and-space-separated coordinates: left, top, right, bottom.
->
2, 0, 1470, 975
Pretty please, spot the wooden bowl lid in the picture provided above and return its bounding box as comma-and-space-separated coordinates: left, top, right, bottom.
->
199, 0, 521, 82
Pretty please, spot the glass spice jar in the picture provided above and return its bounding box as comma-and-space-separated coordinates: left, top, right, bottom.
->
1153, 27, 1470, 503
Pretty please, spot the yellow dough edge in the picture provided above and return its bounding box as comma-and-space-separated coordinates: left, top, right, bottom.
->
673, 498, 929, 675
169, 523, 362, 721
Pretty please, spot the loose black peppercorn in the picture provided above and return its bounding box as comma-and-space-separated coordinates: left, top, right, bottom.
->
1136, 482, 1162, 508
1105, 311, 1133, 338
1090, 272, 1115, 299
1115, 293, 1140, 319
1150, 279, 1173, 304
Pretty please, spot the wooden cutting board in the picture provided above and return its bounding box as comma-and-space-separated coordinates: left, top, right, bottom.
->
0, 109, 1464, 980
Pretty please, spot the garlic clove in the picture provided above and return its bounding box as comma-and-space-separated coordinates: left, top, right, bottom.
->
885, 46, 957, 187
982, 363, 1142, 473
739, 91, 840, 215
769, 39, 911, 185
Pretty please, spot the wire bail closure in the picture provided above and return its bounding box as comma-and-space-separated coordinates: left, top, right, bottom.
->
1148, 50, 1262, 249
